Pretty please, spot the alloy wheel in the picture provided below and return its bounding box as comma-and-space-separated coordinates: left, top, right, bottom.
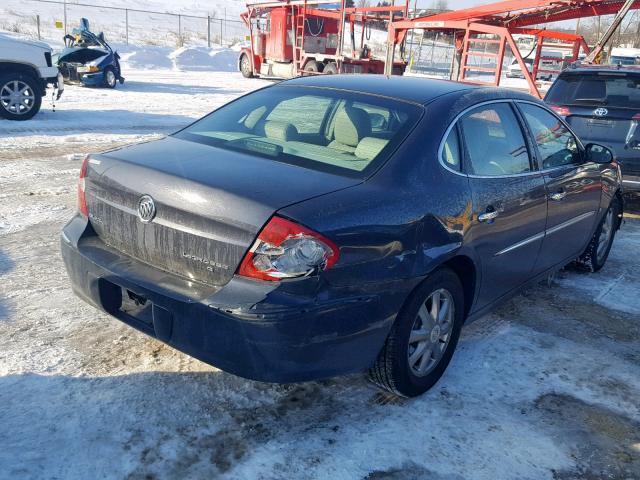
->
407, 288, 455, 377
106, 70, 116, 87
0, 80, 36, 116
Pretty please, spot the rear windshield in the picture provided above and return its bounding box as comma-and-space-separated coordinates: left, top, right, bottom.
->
546, 72, 640, 109
174, 85, 422, 178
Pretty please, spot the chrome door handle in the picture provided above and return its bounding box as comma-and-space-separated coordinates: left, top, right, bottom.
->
550, 191, 567, 201
478, 210, 499, 222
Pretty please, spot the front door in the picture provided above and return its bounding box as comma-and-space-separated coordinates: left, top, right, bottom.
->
458, 101, 548, 309
516, 102, 602, 271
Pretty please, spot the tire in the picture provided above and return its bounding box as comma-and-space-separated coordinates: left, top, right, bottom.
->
579, 198, 621, 272
303, 60, 322, 75
240, 54, 253, 78
369, 267, 465, 397
0, 73, 42, 121
103, 67, 117, 89
323, 62, 338, 75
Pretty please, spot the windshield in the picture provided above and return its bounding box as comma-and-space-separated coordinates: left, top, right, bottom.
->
610, 56, 638, 66
174, 86, 422, 178
546, 72, 640, 109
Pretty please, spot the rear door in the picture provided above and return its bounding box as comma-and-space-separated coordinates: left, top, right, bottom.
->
457, 101, 548, 309
516, 102, 602, 271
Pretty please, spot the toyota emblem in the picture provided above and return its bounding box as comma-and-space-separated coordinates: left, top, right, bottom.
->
137, 195, 156, 223
593, 107, 608, 117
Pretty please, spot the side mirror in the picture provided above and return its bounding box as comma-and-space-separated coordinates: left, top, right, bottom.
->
585, 143, 614, 164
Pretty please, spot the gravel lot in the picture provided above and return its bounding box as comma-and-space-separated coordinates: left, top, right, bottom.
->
1, 71, 639, 480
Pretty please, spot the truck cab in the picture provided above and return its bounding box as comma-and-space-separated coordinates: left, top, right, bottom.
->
238, 2, 408, 80
0, 32, 63, 120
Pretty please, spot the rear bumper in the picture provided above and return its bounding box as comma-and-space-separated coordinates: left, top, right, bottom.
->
60, 216, 399, 383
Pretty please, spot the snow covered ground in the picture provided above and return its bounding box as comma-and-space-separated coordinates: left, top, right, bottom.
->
1, 67, 640, 479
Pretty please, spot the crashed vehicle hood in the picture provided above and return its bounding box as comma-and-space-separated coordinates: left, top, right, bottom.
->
56, 46, 109, 64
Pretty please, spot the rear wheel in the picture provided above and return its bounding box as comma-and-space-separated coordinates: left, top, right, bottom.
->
103, 67, 117, 89
369, 267, 465, 397
323, 62, 338, 75
0, 73, 42, 121
240, 54, 253, 78
580, 198, 621, 272
303, 60, 322, 75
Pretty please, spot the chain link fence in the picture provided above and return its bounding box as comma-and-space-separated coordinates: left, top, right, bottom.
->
0, 0, 247, 48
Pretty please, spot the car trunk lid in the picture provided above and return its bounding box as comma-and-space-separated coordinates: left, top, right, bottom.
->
84, 136, 359, 286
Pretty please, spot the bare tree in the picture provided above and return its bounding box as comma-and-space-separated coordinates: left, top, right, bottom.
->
433, 0, 449, 11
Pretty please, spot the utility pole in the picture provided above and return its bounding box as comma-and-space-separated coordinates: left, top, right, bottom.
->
63, 0, 67, 36
383, 0, 396, 75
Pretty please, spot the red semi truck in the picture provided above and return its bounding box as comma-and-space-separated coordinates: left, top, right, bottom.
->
238, 0, 408, 79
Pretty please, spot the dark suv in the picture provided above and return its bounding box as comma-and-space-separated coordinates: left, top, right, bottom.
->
545, 65, 640, 193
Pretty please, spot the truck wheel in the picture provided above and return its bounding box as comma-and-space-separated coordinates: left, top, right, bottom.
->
103, 67, 117, 88
0, 73, 42, 121
323, 62, 338, 75
369, 267, 465, 397
303, 60, 322, 75
240, 54, 253, 78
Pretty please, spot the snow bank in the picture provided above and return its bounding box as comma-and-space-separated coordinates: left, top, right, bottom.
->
122, 46, 174, 70
169, 46, 239, 72
118, 45, 239, 72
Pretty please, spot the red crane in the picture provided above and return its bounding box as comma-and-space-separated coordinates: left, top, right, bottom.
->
387, 0, 640, 97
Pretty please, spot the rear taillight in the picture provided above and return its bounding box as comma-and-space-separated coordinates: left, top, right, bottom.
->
237, 216, 339, 281
549, 105, 571, 117
78, 155, 89, 217
633, 113, 640, 120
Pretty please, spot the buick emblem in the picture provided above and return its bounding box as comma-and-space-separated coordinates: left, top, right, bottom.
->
137, 195, 156, 223
593, 107, 608, 117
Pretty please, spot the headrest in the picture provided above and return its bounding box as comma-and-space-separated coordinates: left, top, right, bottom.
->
334, 107, 372, 147
355, 137, 389, 161
264, 121, 298, 142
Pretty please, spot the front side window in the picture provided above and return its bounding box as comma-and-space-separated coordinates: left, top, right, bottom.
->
174, 86, 422, 178
460, 103, 531, 176
519, 103, 581, 169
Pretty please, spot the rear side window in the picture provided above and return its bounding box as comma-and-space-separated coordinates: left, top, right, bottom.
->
546, 73, 640, 109
519, 103, 581, 169
460, 103, 531, 176
441, 127, 461, 171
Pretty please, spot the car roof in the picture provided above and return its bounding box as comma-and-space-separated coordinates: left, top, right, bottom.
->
561, 64, 640, 75
279, 75, 482, 105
